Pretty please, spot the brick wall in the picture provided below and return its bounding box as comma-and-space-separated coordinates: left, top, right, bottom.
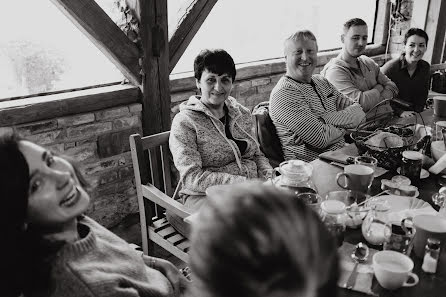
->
2, 103, 143, 229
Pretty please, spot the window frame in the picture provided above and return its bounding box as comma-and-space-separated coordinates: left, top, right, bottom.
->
1, 0, 390, 122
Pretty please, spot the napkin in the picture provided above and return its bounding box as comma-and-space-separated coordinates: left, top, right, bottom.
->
429, 151, 446, 175
387, 206, 437, 223
337, 242, 378, 296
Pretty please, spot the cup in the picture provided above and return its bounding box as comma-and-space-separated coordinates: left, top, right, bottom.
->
296, 192, 321, 212
336, 164, 374, 194
383, 219, 416, 255
412, 214, 446, 258
433, 96, 446, 117
435, 121, 446, 142
373, 251, 419, 290
400, 151, 423, 183
354, 155, 377, 169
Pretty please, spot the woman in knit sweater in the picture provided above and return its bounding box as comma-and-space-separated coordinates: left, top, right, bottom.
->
0, 133, 186, 297
169, 49, 272, 213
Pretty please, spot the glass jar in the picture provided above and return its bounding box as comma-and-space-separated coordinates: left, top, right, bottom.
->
320, 200, 346, 247
272, 160, 317, 196
422, 238, 441, 273
361, 201, 391, 246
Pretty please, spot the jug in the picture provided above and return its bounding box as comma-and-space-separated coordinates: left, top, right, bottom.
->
272, 160, 318, 196
361, 201, 391, 245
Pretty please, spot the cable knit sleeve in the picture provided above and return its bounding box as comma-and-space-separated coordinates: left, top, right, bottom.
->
169, 113, 246, 193
270, 86, 345, 149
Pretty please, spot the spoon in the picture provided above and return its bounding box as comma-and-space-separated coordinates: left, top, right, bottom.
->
345, 190, 389, 210
344, 242, 369, 289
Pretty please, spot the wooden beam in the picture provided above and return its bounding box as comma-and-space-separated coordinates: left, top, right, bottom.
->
50, 0, 142, 86
168, 0, 218, 72
138, 0, 171, 135
0, 85, 140, 126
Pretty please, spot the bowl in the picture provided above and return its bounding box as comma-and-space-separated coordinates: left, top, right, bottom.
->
324, 190, 368, 228
431, 140, 446, 162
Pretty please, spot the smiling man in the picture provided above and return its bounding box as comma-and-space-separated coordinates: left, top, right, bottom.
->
269, 30, 365, 162
321, 18, 398, 119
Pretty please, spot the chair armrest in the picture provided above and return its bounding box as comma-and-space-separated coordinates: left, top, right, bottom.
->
142, 183, 191, 218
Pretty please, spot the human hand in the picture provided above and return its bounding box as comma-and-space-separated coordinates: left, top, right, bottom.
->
293, 133, 304, 145
374, 84, 384, 93
400, 111, 416, 118
144, 256, 189, 296
337, 96, 353, 110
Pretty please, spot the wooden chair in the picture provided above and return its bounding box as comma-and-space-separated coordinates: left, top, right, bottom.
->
129, 132, 190, 262
252, 101, 285, 168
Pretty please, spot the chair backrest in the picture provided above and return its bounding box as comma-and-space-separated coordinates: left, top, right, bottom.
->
129, 132, 190, 261
252, 102, 285, 168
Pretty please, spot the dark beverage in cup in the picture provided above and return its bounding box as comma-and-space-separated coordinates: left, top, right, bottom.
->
401, 151, 423, 183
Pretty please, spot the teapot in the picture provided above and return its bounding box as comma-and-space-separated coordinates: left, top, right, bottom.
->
272, 160, 318, 196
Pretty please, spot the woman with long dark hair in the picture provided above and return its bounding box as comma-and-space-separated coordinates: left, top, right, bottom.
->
0, 132, 186, 297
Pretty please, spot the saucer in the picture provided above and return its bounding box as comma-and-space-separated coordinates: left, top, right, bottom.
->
396, 167, 429, 179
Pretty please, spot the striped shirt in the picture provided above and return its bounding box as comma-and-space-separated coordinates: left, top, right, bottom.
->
269, 75, 365, 162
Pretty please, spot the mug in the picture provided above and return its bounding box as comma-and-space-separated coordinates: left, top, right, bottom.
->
383, 219, 416, 255
373, 251, 419, 290
435, 121, 446, 142
433, 96, 446, 117
412, 215, 446, 258
354, 156, 377, 171
336, 164, 374, 193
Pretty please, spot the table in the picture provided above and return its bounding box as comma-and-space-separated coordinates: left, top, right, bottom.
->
311, 108, 446, 296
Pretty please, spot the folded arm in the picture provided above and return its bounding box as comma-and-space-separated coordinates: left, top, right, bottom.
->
270, 88, 345, 149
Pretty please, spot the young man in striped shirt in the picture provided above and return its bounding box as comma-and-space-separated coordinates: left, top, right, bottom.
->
270, 30, 365, 162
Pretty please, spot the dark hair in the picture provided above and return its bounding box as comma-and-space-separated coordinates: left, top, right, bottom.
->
193, 49, 236, 82
188, 182, 339, 297
0, 132, 29, 296
343, 18, 367, 32
404, 28, 429, 46
0, 132, 90, 295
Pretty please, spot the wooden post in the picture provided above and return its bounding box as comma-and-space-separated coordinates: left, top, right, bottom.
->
138, 0, 171, 136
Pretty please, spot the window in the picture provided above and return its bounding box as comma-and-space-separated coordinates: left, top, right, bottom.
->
0, 0, 124, 100
169, 0, 377, 74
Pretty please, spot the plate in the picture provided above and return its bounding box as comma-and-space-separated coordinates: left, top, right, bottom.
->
396, 167, 429, 179
380, 182, 420, 197
370, 195, 437, 222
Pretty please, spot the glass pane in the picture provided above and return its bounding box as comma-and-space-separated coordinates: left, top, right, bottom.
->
0, 0, 124, 100
171, 0, 376, 74
168, 0, 198, 39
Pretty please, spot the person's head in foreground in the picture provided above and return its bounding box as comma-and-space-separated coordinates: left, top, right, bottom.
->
0, 132, 90, 295
342, 18, 368, 59
403, 28, 429, 65
188, 182, 339, 297
194, 49, 236, 111
284, 30, 318, 83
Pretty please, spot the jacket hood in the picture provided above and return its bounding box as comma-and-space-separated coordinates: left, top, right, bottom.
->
179, 95, 242, 119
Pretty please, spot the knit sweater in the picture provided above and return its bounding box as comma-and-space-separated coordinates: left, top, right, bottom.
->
269, 75, 365, 162
381, 53, 430, 114
29, 216, 174, 297
321, 54, 398, 117
169, 95, 272, 202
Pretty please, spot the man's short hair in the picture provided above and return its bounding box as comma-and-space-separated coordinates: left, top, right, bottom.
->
343, 18, 367, 33
284, 30, 317, 55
